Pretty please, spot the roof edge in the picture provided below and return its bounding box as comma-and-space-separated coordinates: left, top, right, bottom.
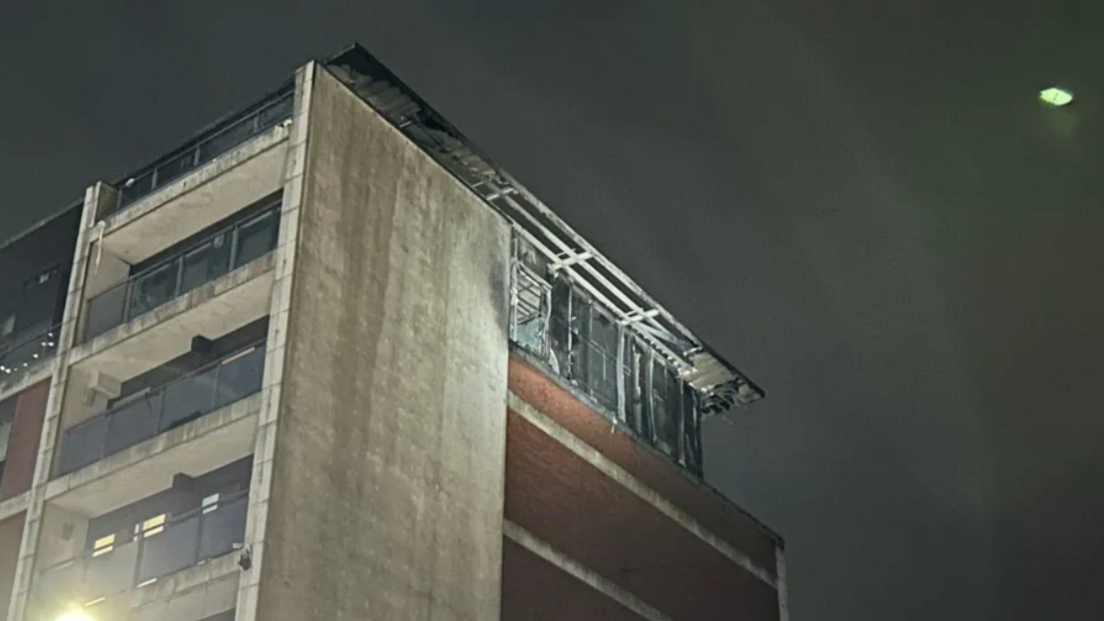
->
322, 43, 765, 415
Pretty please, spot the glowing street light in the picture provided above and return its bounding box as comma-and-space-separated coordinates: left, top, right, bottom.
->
1040, 87, 1074, 107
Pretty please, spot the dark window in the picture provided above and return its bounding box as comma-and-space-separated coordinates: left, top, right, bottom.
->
584, 308, 620, 412
511, 265, 550, 356
128, 263, 177, 318
549, 278, 572, 376
180, 233, 233, 295
651, 360, 682, 458
234, 210, 279, 268
681, 383, 702, 473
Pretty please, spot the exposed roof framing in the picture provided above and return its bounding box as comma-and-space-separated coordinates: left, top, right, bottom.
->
323, 45, 764, 415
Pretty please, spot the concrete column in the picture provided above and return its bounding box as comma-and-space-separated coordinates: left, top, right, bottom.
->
776, 546, 790, 621
232, 61, 315, 621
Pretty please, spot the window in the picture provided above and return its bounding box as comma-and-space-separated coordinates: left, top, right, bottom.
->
135, 513, 167, 538
201, 493, 220, 514
510, 265, 551, 355
92, 534, 116, 557
650, 360, 682, 457
0, 314, 13, 338
507, 236, 707, 477
585, 310, 620, 412
128, 263, 177, 318
233, 210, 278, 268
179, 233, 231, 295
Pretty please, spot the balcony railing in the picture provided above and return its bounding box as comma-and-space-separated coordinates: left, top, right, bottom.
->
82, 206, 279, 342
55, 343, 266, 476
0, 323, 61, 383
102, 86, 294, 220
36, 491, 248, 606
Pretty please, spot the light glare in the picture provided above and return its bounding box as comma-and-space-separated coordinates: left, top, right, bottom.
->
1040, 87, 1073, 107
56, 612, 95, 621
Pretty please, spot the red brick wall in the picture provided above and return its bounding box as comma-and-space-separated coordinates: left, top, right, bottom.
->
501, 538, 646, 621
0, 513, 25, 621
504, 408, 780, 621
508, 355, 780, 572
0, 381, 49, 500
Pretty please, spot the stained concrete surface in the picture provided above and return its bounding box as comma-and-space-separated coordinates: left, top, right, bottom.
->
255, 67, 511, 621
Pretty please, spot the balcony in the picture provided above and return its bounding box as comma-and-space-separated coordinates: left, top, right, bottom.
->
0, 323, 61, 392
98, 87, 293, 265
55, 344, 265, 477
84, 207, 279, 343
35, 491, 248, 607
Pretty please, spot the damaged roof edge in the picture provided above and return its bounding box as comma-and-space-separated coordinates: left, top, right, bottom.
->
320, 43, 764, 415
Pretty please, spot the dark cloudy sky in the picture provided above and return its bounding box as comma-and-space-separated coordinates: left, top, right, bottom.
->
2, 1, 1101, 618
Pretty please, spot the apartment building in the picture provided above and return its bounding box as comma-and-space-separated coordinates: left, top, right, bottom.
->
0, 44, 785, 621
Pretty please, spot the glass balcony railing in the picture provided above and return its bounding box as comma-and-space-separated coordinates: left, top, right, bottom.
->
36, 492, 248, 605
0, 323, 61, 382
55, 344, 266, 476
102, 87, 294, 219
82, 207, 279, 342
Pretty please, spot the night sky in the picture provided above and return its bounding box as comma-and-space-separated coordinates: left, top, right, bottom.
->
2, 2, 1101, 618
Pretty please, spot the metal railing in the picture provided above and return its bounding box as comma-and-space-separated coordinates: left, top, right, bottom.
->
82, 206, 279, 342
55, 344, 266, 476
103, 87, 294, 219
36, 491, 248, 605
0, 323, 62, 382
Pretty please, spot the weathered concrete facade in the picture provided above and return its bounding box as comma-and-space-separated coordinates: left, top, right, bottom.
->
252, 66, 511, 621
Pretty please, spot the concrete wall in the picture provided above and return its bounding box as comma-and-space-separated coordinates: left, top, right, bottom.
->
33, 504, 86, 570
254, 66, 511, 621
501, 538, 646, 621
0, 382, 49, 500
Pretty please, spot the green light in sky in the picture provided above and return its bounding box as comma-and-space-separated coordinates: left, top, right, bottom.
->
1040, 87, 1074, 107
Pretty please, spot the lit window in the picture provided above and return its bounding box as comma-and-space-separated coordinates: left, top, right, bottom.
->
91, 534, 115, 557
135, 514, 167, 538
201, 493, 220, 514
